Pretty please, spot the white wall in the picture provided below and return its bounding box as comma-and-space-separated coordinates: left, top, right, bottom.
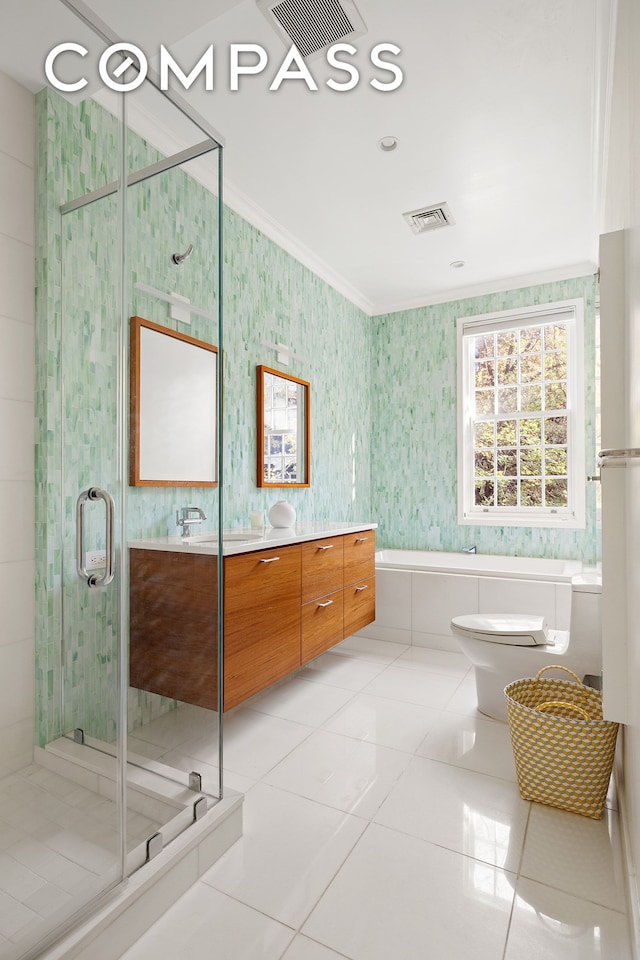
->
601, 0, 640, 948
0, 71, 35, 776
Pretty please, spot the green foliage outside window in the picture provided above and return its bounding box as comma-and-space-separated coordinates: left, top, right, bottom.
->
471, 323, 569, 510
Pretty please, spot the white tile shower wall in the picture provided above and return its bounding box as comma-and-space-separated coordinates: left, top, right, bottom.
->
0, 71, 36, 777
361, 569, 570, 652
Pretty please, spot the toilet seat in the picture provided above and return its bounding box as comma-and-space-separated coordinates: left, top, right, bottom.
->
450, 613, 548, 646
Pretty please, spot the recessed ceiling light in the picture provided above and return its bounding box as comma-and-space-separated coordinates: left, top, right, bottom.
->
378, 136, 399, 152
450, 260, 465, 269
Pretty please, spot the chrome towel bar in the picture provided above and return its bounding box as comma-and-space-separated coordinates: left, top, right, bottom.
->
597, 448, 640, 467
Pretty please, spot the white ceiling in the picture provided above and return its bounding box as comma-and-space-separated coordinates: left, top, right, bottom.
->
0, 0, 615, 315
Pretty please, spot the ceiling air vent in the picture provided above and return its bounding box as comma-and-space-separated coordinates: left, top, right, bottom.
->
402, 203, 456, 236
257, 0, 367, 60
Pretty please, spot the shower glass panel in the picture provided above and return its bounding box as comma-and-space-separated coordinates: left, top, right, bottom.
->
123, 90, 224, 817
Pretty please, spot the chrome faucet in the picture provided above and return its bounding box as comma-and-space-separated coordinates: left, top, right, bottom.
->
463, 545, 477, 554
176, 506, 207, 537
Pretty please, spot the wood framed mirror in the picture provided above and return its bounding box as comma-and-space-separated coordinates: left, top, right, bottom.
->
257, 365, 310, 488
130, 316, 218, 486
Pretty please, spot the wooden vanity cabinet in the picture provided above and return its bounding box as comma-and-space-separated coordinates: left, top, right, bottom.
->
224, 545, 301, 711
129, 528, 376, 713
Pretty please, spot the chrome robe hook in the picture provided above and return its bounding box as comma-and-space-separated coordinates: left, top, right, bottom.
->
171, 243, 194, 265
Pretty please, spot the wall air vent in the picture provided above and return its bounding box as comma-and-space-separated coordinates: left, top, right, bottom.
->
256, 0, 367, 60
402, 203, 456, 235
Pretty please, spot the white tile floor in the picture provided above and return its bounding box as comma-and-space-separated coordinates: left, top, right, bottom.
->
0, 763, 162, 955
119, 636, 632, 960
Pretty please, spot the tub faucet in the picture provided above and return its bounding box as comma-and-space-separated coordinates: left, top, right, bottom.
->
463, 545, 477, 554
176, 506, 207, 537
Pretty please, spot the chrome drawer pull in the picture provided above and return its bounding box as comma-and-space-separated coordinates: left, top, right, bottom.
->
317, 544, 334, 550
317, 599, 334, 608
355, 537, 369, 543
355, 584, 369, 592
259, 557, 280, 563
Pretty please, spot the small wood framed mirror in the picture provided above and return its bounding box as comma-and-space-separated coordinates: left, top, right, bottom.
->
130, 316, 218, 486
257, 365, 310, 488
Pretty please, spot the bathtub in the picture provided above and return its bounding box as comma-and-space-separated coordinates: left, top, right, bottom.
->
375, 549, 582, 582
359, 549, 586, 652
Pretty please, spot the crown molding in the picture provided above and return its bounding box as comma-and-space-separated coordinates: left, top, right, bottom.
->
369, 262, 599, 317
221, 179, 375, 316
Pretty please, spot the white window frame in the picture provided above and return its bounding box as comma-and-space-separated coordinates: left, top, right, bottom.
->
457, 298, 586, 528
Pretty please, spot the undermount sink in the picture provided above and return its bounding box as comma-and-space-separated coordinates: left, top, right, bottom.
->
184, 532, 264, 544
222, 532, 263, 542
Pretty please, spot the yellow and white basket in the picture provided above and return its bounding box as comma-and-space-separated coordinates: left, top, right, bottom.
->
504, 665, 619, 819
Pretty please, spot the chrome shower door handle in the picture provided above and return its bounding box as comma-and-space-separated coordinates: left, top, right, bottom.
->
76, 487, 116, 588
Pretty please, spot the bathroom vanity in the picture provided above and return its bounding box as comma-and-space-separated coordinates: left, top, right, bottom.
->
129, 522, 376, 711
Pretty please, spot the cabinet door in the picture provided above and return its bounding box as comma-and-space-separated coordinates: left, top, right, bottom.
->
343, 530, 375, 586
224, 545, 302, 710
343, 578, 376, 638
301, 589, 344, 663
301, 536, 344, 603
129, 549, 219, 710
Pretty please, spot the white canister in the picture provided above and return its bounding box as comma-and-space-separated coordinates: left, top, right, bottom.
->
268, 500, 296, 528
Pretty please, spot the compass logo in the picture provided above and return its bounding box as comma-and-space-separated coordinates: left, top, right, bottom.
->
44, 41, 403, 94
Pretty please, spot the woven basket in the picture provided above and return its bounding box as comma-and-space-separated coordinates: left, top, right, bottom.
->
504, 665, 619, 819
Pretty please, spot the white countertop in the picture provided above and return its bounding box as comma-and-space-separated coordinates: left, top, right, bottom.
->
128, 521, 377, 557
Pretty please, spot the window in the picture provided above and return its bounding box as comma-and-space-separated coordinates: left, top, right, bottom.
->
457, 299, 585, 528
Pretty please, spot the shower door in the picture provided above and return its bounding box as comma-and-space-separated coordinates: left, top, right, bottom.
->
58, 184, 126, 869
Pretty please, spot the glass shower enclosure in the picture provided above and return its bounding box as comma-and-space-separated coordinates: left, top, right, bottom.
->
0, 7, 225, 959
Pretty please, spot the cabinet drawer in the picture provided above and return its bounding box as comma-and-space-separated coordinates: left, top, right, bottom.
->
343, 531, 375, 586
225, 544, 301, 619
343, 578, 375, 638
301, 589, 344, 664
301, 537, 344, 603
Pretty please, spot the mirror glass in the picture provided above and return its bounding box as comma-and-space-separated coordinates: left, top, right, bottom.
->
130, 316, 218, 486
257, 365, 310, 487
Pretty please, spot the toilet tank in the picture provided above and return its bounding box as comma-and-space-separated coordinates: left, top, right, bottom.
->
569, 572, 602, 658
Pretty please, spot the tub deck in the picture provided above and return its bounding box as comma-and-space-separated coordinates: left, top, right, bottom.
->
375, 550, 583, 582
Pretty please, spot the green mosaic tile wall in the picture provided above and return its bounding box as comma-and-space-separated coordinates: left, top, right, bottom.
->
371, 276, 599, 561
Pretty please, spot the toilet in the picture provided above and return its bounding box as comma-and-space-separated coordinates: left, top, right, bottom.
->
450, 572, 602, 721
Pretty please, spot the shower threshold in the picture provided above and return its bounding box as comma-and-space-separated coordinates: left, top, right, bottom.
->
37, 736, 219, 874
